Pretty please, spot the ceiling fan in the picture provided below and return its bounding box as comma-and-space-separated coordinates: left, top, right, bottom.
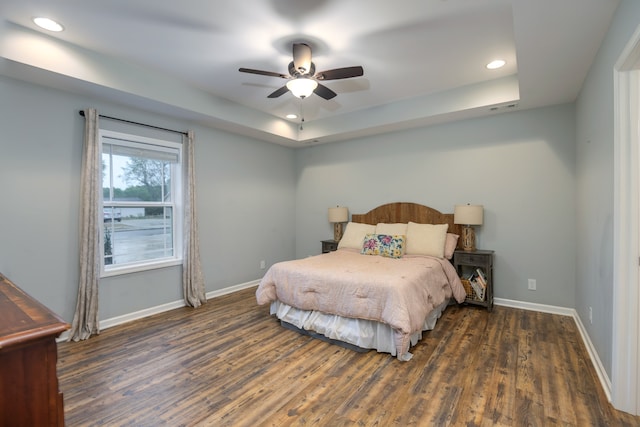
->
239, 43, 364, 100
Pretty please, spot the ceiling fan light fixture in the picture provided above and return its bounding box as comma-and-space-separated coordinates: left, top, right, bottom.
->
286, 78, 318, 98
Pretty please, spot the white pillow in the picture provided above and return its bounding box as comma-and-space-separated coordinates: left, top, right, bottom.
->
375, 223, 408, 236
405, 222, 449, 258
338, 222, 376, 250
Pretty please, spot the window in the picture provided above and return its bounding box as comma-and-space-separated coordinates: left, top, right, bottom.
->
100, 130, 183, 276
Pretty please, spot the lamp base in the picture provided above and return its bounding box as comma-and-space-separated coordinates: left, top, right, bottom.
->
461, 226, 476, 252
334, 223, 344, 241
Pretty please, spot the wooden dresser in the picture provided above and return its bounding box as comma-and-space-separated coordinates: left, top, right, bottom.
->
0, 273, 70, 427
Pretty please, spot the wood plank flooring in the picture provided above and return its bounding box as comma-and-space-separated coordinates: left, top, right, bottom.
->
57, 287, 640, 426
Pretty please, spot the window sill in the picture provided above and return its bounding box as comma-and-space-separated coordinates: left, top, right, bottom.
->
101, 258, 183, 278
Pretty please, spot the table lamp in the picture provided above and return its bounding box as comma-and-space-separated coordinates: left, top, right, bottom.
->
328, 206, 349, 241
454, 204, 484, 251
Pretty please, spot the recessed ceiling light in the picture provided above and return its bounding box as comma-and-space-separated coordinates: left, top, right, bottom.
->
33, 17, 64, 32
286, 114, 298, 119
486, 59, 506, 70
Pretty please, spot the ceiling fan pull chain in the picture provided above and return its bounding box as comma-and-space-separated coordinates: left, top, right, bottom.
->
299, 101, 305, 131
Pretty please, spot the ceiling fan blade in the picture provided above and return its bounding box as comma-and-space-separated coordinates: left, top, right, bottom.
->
267, 85, 290, 98
316, 66, 364, 81
292, 43, 312, 75
239, 68, 289, 79
314, 83, 337, 100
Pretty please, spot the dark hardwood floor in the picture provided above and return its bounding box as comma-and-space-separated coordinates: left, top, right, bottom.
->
57, 287, 640, 426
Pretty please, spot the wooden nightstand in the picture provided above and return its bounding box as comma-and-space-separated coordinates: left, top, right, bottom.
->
453, 249, 494, 311
321, 239, 339, 253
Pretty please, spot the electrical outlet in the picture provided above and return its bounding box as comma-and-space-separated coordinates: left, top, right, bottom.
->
528, 279, 536, 290
260, 260, 265, 269
589, 307, 593, 324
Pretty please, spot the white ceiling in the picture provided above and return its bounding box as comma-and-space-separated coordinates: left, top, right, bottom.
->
0, 0, 619, 147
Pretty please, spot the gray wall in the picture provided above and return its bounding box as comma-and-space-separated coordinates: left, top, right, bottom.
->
0, 75, 296, 323
575, 0, 640, 379
295, 104, 577, 307
1, 71, 579, 324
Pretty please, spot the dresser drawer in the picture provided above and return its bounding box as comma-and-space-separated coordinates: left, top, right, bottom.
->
454, 251, 493, 266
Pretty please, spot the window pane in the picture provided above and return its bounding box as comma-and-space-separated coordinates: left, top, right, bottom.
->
104, 207, 174, 266
102, 143, 172, 203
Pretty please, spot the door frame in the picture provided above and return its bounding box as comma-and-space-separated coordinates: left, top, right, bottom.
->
612, 23, 640, 416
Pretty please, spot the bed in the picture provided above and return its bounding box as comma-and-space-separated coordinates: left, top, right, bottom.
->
255, 202, 467, 361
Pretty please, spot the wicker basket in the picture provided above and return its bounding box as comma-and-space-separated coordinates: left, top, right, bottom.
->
461, 279, 474, 300
462, 279, 486, 301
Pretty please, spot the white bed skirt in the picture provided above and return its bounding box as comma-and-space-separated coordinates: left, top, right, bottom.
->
270, 299, 450, 361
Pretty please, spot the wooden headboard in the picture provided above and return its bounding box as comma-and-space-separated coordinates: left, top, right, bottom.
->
351, 202, 462, 247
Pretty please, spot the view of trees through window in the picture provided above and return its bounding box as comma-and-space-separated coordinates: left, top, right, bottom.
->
103, 156, 171, 217
101, 133, 181, 272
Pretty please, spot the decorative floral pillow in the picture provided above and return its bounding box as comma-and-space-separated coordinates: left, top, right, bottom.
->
361, 234, 405, 258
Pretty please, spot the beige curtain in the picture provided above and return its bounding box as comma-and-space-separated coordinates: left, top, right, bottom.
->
182, 130, 206, 307
69, 108, 101, 341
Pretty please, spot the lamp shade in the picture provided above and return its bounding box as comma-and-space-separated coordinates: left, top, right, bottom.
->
328, 206, 349, 223
286, 78, 318, 98
454, 204, 484, 225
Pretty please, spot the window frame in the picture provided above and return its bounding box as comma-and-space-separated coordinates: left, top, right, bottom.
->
99, 129, 183, 277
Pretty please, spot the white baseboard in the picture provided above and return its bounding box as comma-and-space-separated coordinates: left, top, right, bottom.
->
205, 279, 259, 300
57, 279, 260, 342
494, 298, 612, 402
571, 308, 613, 401
494, 297, 575, 316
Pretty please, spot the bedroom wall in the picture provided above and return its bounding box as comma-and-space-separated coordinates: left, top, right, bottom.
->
294, 104, 577, 308
574, 0, 640, 381
0, 74, 296, 324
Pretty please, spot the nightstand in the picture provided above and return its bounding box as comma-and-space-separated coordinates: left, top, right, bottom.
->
321, 239, 339, 253
453, 249, 494, 311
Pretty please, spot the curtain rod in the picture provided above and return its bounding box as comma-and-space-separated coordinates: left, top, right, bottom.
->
78, 110, 187, 136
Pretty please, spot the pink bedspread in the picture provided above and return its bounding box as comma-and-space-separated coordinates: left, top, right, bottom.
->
256, 249, 466, 353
